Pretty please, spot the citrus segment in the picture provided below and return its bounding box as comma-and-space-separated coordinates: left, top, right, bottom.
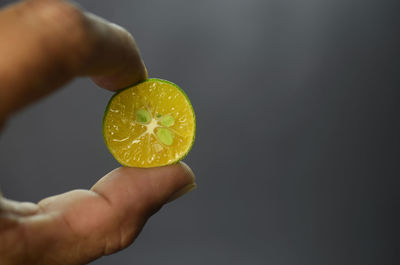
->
160, 114, 175, 127
136, 109, 151, 124
156, 128, 174, 146
103, 79, 195, 167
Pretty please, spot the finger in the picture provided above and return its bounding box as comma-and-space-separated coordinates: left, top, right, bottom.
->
91, 162, 196, 218
0, 198, 39, 216
20, 162, 195, 265
83, 13, 148, 90
0, 0, 147, 120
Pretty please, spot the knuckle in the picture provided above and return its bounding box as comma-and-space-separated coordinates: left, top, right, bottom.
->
29, 0, 87, 29
27, 0, 92, 70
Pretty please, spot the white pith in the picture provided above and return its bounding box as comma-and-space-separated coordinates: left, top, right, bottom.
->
145, 118, 159, 135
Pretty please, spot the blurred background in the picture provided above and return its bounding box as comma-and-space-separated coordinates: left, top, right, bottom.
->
1, 0, 399, 264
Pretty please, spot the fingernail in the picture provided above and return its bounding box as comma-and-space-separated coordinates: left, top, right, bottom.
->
180, 161, 196, 183
167, 182, 197, 203
166, 162, 197, 203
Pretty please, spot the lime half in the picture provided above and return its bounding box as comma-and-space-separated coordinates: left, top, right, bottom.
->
103, 78, 196, 167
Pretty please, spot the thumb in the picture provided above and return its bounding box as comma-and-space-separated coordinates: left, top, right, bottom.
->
87, 162, 196, 254
91, 162, 196, 219
29, 162, 195, 265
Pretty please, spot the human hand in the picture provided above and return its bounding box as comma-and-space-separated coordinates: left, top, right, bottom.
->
0, 1, 196, 264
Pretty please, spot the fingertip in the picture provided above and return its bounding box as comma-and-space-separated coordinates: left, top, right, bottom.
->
91, 60, 147, 91
89, 20, 148, 91
166, 182, 197, 203
91, 163, 196, 217
148, 162, 196, 205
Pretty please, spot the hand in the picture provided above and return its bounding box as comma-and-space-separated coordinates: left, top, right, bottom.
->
0, 1, 196, 264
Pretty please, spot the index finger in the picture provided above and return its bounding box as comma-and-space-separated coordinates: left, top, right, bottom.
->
0, 0, 147, 121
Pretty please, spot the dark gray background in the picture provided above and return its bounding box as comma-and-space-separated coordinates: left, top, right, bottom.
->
1, 0, 399, 264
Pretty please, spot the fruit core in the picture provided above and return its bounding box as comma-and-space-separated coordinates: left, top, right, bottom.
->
135, 108, 175, 146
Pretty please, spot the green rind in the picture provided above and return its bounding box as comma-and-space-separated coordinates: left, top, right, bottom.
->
102, 78, 196, 168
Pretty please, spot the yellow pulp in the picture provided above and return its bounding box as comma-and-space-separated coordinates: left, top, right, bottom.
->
103, 79, 195, 167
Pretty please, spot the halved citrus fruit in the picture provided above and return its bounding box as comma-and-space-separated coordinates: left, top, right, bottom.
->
103, 78, 196, 168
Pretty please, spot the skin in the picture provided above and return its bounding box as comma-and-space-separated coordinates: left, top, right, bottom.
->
0, 1, 196, 264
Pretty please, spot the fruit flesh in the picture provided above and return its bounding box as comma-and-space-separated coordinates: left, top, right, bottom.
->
103, 79, 195, 168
